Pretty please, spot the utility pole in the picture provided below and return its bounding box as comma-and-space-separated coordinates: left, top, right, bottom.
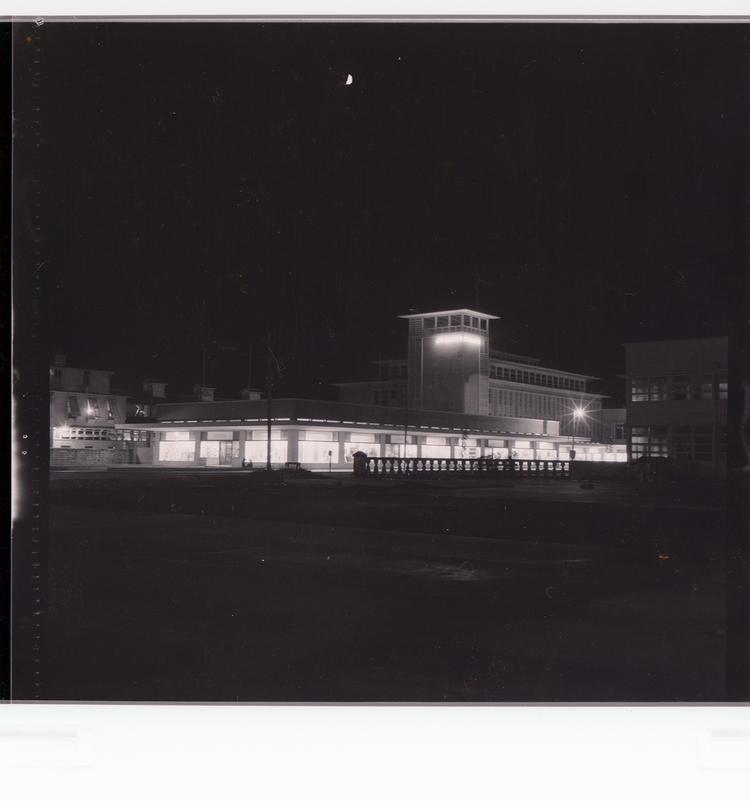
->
265, 335, 273, 472
247, 343, 253, 393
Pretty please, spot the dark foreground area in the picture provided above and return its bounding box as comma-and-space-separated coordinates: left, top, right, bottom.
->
44, 471, 728, 701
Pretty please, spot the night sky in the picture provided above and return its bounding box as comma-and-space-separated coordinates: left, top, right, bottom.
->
24, 22, 749, 401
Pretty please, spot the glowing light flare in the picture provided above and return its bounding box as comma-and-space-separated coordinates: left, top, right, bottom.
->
565, 400, 596, 423
432, 332, 483, 348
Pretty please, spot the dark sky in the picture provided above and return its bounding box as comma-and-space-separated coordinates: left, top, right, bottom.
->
22, 22, 749, 400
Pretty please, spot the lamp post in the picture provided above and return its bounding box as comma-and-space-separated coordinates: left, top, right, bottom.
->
570, 406, 586, 461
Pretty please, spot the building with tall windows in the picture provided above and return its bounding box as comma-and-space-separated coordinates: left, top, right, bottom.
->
624, 337, 728, 474
116, 309, 625, 469
337, 309, 607, 442
49, 353, 127, 460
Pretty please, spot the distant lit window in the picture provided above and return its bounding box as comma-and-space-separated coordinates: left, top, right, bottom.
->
671, 376, 690, 401
693, 429, 713, 461
694, 376, 713, 400
649, 377, 667, 401
87, 398, 101, 418
718, 377, 728, 400
65, 396, 80, 418
672, 426, 692, 460
718, 428, 727, 461
107, 399, 118, 419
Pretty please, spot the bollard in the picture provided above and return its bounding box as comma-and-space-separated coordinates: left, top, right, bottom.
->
352, 451, 368, 478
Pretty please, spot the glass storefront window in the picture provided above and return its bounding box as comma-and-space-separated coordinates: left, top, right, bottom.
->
244, 440, 287, 464
159, 441, 194, 462
421, 445, 451, 458
304, 430, 335, 442
383, 444, 418, 458
343, 442, 380, 462
206, 430, 234, 440
299, 441, 336, 463
164, 431, 191, 441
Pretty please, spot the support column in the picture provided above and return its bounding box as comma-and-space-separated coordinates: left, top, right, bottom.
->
286, 429, 299, 463
192, 431, 201, 465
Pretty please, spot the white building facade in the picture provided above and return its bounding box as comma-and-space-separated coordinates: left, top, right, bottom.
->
116, 308, 625, 469
49, 354, 127, 456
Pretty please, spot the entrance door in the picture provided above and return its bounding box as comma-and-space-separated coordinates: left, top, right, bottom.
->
219, 441, 236, 465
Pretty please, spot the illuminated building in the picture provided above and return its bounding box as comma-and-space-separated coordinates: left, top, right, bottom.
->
49, 353, 127, 461
624, 337, 728, 474
116, 310, 626, 468
337, 309, 608, 441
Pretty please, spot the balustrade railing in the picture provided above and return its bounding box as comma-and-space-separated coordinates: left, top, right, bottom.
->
362, 456, 570, 477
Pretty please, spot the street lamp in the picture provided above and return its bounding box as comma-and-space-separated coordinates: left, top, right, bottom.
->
570, 406, 586, 461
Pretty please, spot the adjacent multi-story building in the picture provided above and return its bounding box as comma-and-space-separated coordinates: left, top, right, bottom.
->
337, 308, 607, 442
624, 337, 728, 474
49, 354, 127, 456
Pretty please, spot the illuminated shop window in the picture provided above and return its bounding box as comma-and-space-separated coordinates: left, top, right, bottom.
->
450, 315, 461, 326
244, 440, 287, 463
164, 431, 191, 441
480, 319, 487, 330
160, 441, 194, 462
252, 430, 283, 440
305, 430, 335, 442
299, 441, 336, 463
436, 316, 449, 328
205, 430, 234, 440
463, 315, 471, 326
471, 317, 479, 328
383, 443, 418, 458
343, 442, 379, 462
424, 317, 435, 329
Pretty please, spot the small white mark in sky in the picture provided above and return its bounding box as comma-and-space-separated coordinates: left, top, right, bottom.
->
345, 74, 354, 86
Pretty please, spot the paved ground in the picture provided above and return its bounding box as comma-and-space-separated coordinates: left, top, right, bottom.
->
41, 471, 729, 702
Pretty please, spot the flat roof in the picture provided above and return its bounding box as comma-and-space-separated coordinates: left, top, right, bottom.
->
399, 308, 500, 320
622, 336, 728, 347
